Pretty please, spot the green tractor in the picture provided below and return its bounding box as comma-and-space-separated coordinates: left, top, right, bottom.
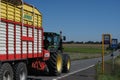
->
44, 31, 71, 75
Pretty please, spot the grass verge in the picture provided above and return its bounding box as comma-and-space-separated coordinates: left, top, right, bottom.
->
96, 56, 120, 80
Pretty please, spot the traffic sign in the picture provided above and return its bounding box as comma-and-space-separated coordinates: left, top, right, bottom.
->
111, 39, 118, 49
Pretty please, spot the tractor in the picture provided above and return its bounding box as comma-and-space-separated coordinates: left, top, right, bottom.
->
44, 31, 71, 75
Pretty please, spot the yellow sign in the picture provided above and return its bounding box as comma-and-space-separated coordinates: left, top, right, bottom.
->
24, 14, 33, 21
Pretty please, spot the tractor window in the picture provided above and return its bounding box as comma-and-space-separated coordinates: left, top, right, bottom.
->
54, 35, 59, 46
44, 34, 53, 50
47, 37, 52, 43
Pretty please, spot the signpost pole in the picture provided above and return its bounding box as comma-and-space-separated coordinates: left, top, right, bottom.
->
102, 34, 105, 74
111, 39, 118, 72
102, 34, 111, 74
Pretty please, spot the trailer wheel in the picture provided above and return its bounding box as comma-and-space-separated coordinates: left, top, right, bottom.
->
14, 62, 27, 80
0, 63, 13, 80
47, 52, 63, 76
62, 54, 71, 73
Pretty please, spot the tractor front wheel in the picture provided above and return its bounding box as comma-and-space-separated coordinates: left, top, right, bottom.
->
62, 54, 71, 73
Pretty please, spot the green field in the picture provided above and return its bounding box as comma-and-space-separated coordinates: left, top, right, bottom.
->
64, 47, 102, 53
63, 44, 109, 53
63, 44, 110, 60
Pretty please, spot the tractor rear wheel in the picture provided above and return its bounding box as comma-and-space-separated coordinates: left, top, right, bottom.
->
47, 52, 63, 76
62, 54, 71, 73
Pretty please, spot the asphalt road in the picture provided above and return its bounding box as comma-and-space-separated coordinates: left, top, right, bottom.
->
58, 66, 96, 80
28, 50, 120, 80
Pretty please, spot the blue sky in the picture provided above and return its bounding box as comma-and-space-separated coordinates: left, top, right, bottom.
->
24, 0, 120, 42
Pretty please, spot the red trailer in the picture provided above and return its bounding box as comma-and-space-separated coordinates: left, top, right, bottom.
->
0, 0, 71, 80
0, 0, 50, 80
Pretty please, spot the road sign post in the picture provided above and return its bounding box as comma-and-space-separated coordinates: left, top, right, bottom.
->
102, 34, 111, 74
111, 39, 118, 72
102, 34, 105, 74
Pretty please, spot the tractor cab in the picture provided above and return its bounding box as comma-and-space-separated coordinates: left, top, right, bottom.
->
44, 32, 65, 53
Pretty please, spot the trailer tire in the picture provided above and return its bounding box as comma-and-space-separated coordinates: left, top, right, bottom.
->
62, 54, 71, 73
14, 62, 27, 80
0, 63, 13, 80
47, 52, 63, 76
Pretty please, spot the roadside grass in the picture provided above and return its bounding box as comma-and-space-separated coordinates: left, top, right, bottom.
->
98, 75, 119, 80
96, 56, 120, 80
63, 44, 110, 60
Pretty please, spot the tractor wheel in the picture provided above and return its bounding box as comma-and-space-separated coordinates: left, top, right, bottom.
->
0, 63, 13, 80
14, 62, 27, 80
62, 54, 71, 73
47, 52, 63, 76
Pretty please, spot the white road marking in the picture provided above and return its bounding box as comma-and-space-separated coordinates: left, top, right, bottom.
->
53, 64, 95, 80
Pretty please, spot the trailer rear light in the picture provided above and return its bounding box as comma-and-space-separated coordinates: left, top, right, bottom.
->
43, 50, 50, 61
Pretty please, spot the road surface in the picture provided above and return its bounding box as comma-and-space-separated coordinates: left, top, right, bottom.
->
28, 50, 120, 80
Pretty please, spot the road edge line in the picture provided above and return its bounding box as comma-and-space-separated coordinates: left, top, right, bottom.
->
53, 64, 95, 80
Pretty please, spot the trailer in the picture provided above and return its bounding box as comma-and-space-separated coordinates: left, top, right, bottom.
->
0, 0, 71, 80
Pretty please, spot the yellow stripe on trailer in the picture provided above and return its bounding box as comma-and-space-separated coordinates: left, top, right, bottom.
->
0, 0, 42, 27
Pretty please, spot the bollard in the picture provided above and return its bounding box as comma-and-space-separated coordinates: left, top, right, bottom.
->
98, 60, 101, 74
